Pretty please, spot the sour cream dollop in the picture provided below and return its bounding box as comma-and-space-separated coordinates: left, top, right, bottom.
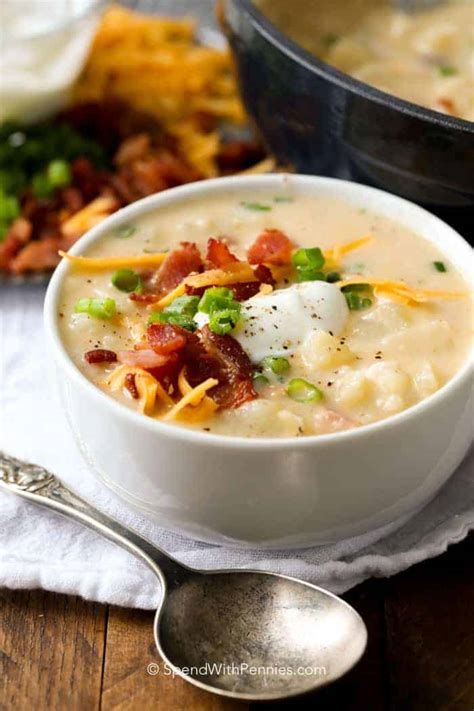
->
231, 281, 349, 362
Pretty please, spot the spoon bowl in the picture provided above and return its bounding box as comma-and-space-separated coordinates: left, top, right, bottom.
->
0, 452, 367, 701
156, 570, 366, 699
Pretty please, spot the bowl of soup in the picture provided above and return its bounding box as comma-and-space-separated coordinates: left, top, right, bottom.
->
221, 0, 474, 218
44, 174, 473, 547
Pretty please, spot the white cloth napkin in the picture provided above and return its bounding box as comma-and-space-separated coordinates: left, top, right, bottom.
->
1, 283, 472, 608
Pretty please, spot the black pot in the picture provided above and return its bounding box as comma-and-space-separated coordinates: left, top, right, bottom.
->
222, 0, 474, 238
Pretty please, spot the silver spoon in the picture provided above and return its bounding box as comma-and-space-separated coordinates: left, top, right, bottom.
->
0, 452, 367, 701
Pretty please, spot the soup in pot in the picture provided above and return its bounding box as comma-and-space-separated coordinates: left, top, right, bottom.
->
58, 187, 472, 437
255, 0, 474, 121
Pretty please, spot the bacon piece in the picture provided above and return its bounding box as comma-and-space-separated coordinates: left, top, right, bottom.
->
184, 325, 256, 409
149, 241, 203, 296
247, 229, 293, 266
129, 292, 159, 304
205, 238, 239, 269
185, 263, 275, 302
9, 236, 62, 274
253, 263, 276, 286
117, 349, 169, 369
124, 372, 139, 399
147, 323, 187, 355
84, 349, 117, 364
148, 351, 182, 389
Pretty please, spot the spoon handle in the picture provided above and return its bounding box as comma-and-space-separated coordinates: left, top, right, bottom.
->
0, 451, 187, 584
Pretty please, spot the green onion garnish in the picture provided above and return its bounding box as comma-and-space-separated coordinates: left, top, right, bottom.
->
341, 283, 370, 293
209, 308, 241, 335
261, 356, 290, 375
0, 192, 20, 223
287, 378, 323, 403
47, 160, 71, 188
240, 201, 272, 211
344, 292, 372, 310
32, 173, 54, 199
326, 271, 341, 283
253, 373, 269, 387
433, 260, 447, 273
292, 247, 325, 271
273, 196, 294, 203
111, 269, 142, 293
74, 297, 116, 319
297, 269, 326, 283
438, 65, 457, 76
148, 311, 196, 331
198, 287, 235, 314
113, 224, 136, 239
164, 295, 200, 317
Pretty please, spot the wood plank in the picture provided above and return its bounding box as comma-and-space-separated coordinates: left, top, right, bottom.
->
0, 588, 106, 711
385, 534, 474, 711
255, 578, 388, 710
101, 605, 247, 711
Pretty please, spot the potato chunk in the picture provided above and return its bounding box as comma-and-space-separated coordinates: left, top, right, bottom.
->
300, 331, 355, 370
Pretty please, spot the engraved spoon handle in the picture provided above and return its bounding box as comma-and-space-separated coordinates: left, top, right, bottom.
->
0, 452, 187, 584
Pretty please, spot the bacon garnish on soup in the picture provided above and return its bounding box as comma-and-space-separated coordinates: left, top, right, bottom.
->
247, 229, 293, 265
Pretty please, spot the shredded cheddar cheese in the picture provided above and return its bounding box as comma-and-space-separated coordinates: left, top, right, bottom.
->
59, 251, 168, 270
337, 276, 466, 304
162, 377, 218, 421
61, 197, 119, 239
105, 365, 160, 414
324, 235, 373, 266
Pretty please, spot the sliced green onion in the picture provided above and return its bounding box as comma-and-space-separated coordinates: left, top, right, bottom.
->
261, 356, 290, 375
297, 269, 326, 283
0, 192, 20, 222
344, 292, 372, 310
148, 311, 196, 331
253, 373, 269, 387
0, 221, 9, 241
326, 271, 341, 283
164, 295, 200, 317
208, 308, 241, 335
74, 297, 116, 319
240, 201, 272, 211
198, 286, 235, 314
111, 269, 142, 293
438, 65, 457, 76
292, 247, 325, 271
32, 173, 54, 199
287, 378, 323, 403
433, 260, 447, 273
341, 283, 370, 293
47, 160, 71, 188
113, 224, 136, 239
273, 195, 294, 203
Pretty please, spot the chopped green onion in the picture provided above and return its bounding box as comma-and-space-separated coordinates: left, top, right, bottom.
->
438, 65, 457, 76
240, 201, 272, 211
253, 373, 269, 387
261, 356, 290, 375
32, 173, 54, 199
273, 195, 294, 203
74, 297, 116, 319
341, 283, 370, 293
0, 221, 9, 241
198, 287, 235, 314
148, 311, 196, 331
111, 269, 142, 293
292, 247, 325, 271
326, 271, 341, 283
164, 295, 200, 317
209, 308, 241, 335
113, 224, 136, 239
287, 378, 323, 403
297, 269, 326, 283
47, 160, 71, 188
0, 192, 20, 222
433, 260, 447, 273
344, 292, 372, 310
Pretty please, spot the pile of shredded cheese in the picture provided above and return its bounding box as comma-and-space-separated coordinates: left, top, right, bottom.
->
72, 5, 246, 177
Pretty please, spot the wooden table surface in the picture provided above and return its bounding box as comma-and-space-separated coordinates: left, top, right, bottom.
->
1, 534, 473, 711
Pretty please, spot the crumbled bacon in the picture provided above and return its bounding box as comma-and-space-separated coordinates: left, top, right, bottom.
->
184, 325, 256, 409
205, 238, 239, 269
149, 241, 203, 296
117, 349, 169, 369
247, 229, 293, 265
253, 263, 276, 286
148, 351, 182, 389
185, 262, 275, 302
147, 323, 187, 355
9, 236, 64, 274
124, 372, 139, 399
129, 292, 159, 304
84, 349, 117, 364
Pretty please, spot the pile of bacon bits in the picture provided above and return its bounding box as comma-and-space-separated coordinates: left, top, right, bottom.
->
84, 230, 293, 412
0, 101, 265, 275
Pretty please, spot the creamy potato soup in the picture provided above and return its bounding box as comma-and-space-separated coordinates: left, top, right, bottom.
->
58, 190, 472, 437
255, 0, 474, 121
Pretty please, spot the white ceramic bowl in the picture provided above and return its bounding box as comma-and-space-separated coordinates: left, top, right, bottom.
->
44, 175, 473, 548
